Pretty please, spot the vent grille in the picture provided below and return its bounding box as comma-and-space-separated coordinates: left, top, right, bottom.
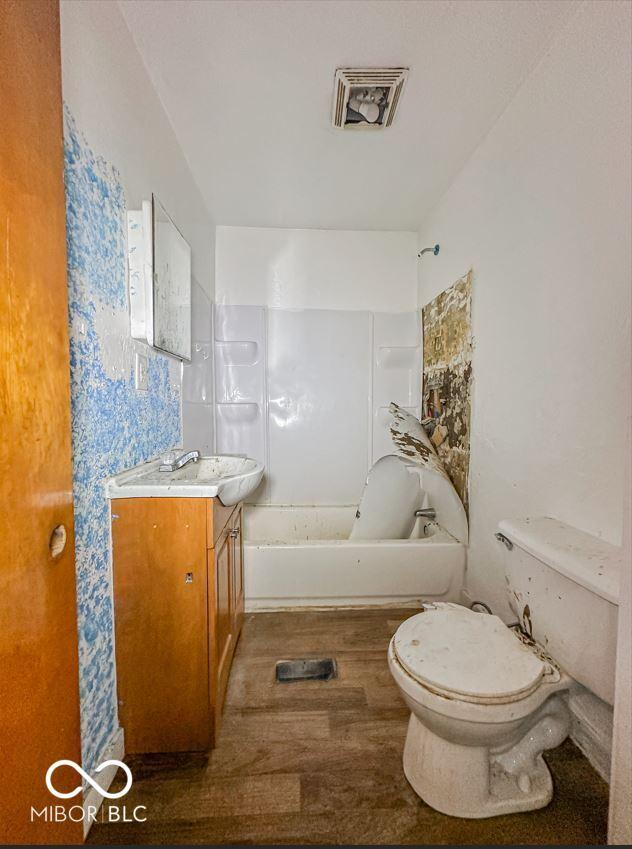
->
331, 67, 408, 130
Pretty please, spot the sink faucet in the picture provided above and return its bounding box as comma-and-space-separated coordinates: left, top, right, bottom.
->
414, 508, 436, 520
159, 450, 201, 472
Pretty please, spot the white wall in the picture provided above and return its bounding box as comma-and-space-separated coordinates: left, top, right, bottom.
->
417, 0, 631, 618
61, 0, 213, 297
216, 227, 417, 311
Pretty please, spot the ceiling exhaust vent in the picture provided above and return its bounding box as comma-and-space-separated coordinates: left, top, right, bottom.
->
331, 68, 408, 130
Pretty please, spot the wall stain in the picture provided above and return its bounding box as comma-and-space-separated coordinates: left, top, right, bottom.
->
422, 270, 473, 512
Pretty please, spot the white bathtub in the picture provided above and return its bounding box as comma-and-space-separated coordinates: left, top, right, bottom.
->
243, 505, 465, 611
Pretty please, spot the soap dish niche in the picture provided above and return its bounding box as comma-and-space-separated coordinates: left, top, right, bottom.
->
215, 340, 259, 367
216, 402, 260, 424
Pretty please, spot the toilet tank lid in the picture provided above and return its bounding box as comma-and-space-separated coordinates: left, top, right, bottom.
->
498, 517, 621, 605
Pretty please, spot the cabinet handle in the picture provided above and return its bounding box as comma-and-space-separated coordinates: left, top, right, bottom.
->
230, 529, 239, 539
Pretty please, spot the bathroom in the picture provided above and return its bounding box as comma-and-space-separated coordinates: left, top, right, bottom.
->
1, 0, 630, 845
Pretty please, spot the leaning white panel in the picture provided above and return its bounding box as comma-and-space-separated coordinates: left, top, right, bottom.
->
389, 403, 468, 544
349, 455, 422, 540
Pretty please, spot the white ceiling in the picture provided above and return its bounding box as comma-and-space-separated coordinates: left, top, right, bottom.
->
119, 0, 576, 231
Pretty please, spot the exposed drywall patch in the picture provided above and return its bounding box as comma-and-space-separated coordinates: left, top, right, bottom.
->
422, 270, 473, 511
64, 106, 181, 777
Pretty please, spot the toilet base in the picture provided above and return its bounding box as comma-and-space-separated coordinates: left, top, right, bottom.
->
403, 712, 561, 819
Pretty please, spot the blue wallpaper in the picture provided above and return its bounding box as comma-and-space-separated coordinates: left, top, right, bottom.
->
64, 107, 181, 775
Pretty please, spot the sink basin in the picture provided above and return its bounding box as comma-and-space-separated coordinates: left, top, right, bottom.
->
107, 455, 264, 506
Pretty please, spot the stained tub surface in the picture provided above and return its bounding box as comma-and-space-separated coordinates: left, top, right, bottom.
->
244, 505, 465, 610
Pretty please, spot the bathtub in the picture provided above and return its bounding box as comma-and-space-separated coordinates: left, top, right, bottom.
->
243, 505, 465, 611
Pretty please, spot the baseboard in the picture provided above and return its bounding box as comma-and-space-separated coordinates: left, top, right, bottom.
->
246, 589, 475, 612
568, 688, 613, 783
245, 597, 427, 612
82, 726, 125, 838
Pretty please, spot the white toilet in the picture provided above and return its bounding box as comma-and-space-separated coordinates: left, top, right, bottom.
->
388, 516, 621, 819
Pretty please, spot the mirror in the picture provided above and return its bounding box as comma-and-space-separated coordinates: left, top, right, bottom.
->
151, 195, 191, 361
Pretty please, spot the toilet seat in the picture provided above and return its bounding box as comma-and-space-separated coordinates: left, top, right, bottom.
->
393, 603, 550, 704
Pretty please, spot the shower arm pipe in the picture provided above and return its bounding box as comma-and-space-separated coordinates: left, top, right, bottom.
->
418, 243, 440, 258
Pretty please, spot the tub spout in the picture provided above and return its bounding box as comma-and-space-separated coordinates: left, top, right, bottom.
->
415, 508, 436, 520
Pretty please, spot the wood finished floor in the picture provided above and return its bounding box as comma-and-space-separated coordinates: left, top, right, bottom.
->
88, 609, 609, 845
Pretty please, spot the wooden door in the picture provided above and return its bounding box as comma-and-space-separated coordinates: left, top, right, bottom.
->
212, 523, 234, 723
0, 1, 82, 843
112, 498, 210, 753
231, 507, 245, 634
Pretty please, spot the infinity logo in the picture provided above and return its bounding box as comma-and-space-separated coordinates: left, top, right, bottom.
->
45, 759, 133, 800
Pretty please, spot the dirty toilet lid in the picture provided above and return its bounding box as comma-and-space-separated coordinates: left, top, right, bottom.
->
393, 603, 546, 703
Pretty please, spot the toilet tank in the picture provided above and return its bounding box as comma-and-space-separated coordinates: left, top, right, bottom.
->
497, 517, 621, 704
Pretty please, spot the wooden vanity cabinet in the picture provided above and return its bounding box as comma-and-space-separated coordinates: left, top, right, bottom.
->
111, 497, 244, 754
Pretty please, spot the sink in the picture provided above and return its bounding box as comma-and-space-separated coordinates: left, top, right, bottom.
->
107, 455, 264, 506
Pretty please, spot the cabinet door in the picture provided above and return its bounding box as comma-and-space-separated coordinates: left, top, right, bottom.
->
213, 523, 233, 719
231, 507, 245, 635
112, 498, 210, 753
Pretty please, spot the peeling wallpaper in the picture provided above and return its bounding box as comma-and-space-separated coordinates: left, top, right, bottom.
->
422, 270, 473, 511
64, 107, 181, 775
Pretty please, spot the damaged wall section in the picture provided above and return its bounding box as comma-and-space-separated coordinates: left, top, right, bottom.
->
422, 270, 473, 512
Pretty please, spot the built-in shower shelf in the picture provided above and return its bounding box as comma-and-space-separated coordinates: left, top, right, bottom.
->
216, 402, 261, 424
214, 305, 267, 470
376, 345, 420, 369
215, 340, 259, 367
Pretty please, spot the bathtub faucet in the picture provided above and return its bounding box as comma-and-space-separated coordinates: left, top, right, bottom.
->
414, 508, 436, 520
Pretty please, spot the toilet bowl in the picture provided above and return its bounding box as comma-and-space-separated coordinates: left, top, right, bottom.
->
388, 603, 570, 818
388, 517, 621, 819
